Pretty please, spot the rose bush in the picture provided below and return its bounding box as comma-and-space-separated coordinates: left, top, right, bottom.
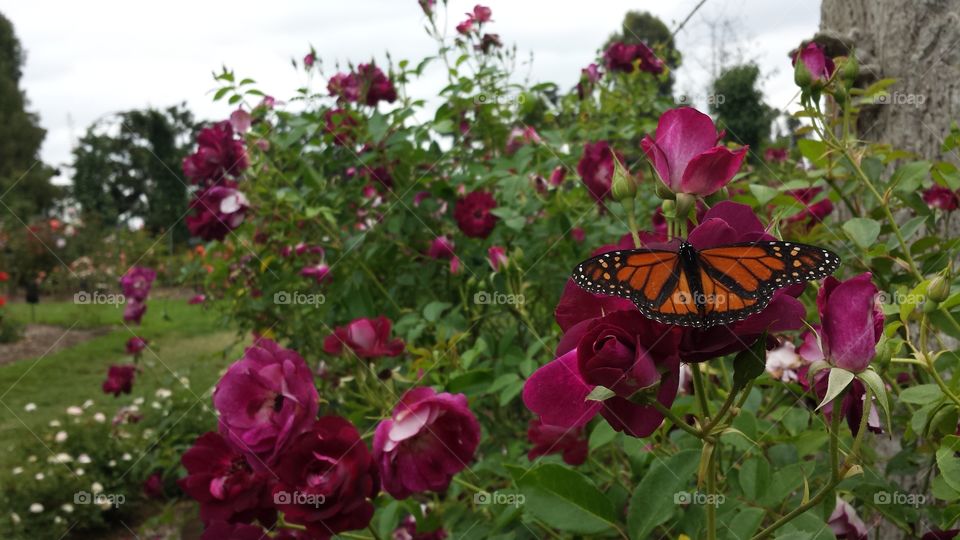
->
127, 5, 960, 539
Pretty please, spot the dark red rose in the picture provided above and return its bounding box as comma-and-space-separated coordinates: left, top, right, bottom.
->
453, 190, 498, 238
328, 72, 360, 102
324, 316, 405, 358
125, 337, 148, 356
479, 33, 502, 53
182, 121, 249, 187
272, 416, 380, 540
102, 365, 136, 396
785, 187, 834, 226
124, 300, 147, 325
324, 108, 358, 146
527, 418, 588, 466
603, 42, 664, 74
178, 432, 276, 526
357, 63, 397, 106
764, 147, 789, 163
471, 4, 492, 22
142, 471, 164, 499
577, 141, 623, 205
186, 181, 249, 241
923, 185, 960, 211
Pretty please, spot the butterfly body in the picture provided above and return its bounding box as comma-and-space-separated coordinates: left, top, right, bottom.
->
572, 240, 839, 328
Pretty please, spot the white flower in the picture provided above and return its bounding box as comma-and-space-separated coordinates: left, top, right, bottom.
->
78, 454, 92, 464
93, 413, 106, 423
27, 455, 37, 463
151, 401, 162, 410
128, 404, 140, 412
11, 467, 23, 475
10, 512, 20, 524
155, 388, 172, 399
66, 406, 83, 416
50, 453, 72, 464
48, 420, 60, 427
107, 460, 116, 467
179, 376, 191, 388
133, 397, 144, 405
34, 472, 44, 481
54, 431, 68, 443
24, 403, 36, 412
61, 504, 74, 513
75, 468, 85, 476
82, 399, 94, 408
54, 516, 63, 524
122, 453, 132, 461
91, 482, 104, 494
29, 503, 43, 513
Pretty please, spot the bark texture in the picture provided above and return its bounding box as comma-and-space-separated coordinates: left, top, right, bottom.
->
820, 0, 960, 161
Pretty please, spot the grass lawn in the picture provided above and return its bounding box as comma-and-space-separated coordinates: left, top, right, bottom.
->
0, 297, 243, 468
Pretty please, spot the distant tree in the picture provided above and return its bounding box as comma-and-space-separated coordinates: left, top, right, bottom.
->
0, 12, 59, 220
710, 63, 774, 156
72, 105, 195, 244
605, 11, 681, 94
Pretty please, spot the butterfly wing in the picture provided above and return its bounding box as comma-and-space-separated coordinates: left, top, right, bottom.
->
572, 249, 691, 323
693, 241, 841, 327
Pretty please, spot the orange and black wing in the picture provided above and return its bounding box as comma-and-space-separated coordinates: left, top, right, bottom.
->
692, 241, 841, 327
571, 249, 700, 323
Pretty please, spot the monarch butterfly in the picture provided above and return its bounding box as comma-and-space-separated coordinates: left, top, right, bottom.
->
572, 241, 840, 328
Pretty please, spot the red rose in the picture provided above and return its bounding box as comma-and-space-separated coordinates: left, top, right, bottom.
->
453, 190, 498, 238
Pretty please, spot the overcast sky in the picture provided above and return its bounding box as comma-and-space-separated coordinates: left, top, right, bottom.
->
4, 0, 819, 180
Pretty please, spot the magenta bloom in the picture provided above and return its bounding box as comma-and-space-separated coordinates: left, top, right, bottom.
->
229, 109, 251, 133
577, 141, 621, 204
324, 316, 405, 359
373, 387, 480, 499
505, 126, 541, 155
213, 339, 319, 471
356, 64, 397, 106
427, 236, 455, 260
549, 166, 566, 187
324, 108, 358, 146
793, 42, 835, 83
102, 364, 136, 396
303, 52, 315, 68
817, 273, 883, 373
456, 18, 474, 34
603, 42, 664, 74
641, 107, 747, 197
300, 263, 331, 284
328, 72, 361, 102
179, 432, 275, 526
125, 337, 148, 355
785, 187, 834, 226
188, 294, 206, 305
186, 181, 249, 241
487, 246, 508, 271
120, 266, 156, 302
182, 121, 248, 187
577, 63, 602, 98
923, 185, 960, 211
800, 333, 881, 437
527, 418, 588, 466
764, 147, 788, 163
272, 416, 379, 539
123, 300, 147, 324
471, 4, 492, 22
828, 498, 868, 540
453, 190, 498, 238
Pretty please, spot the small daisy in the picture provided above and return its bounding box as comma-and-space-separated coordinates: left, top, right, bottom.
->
91, 482, 104, 494
66, 406, 83, 416
155, 388, 172, 399
10, 512, 21, 524
78, 454, 92, 464
29, 503, 43, 513
11, 467, 23, 475
82, 399, 94, 408
24, 403, 37, 412
34, 472, 44, 481
55, 431, 68, 443
61, 504, 74, 513
93, 412, 106, 423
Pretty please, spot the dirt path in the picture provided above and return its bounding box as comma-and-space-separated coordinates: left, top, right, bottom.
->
0, 324, 112, 365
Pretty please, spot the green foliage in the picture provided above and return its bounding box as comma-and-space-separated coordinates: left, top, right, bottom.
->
710, 63, 775, 153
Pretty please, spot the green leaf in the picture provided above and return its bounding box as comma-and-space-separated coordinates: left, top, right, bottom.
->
843, 218, 881, 248
749, 185, 779, 205
733, 333, 767, 392
858, 369, 893, 433
423, 301, 452, 322
515, 464, 619, 535
816, 368, 855, 410
936, 435, 960, 493
797, 139, 827, 168
891, 160, 930, 193
586, 385, 615, 402
899, 383, 944, 405
738, 457, 771, 501
627, 449, 700, 539
589, 421, 617, 450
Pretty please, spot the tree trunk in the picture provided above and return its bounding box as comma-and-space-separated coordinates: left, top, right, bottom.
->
819, 0, 960, 161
